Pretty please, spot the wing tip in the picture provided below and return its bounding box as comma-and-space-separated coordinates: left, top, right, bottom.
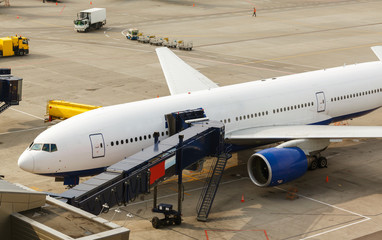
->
371, 46, 382, 61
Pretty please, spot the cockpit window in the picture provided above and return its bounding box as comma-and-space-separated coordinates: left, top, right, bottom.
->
31, 143, 42, 151
51, 144, 57, 152
30, 143, 57, 152
42, 144, 50, 152
29, 142, 34, 148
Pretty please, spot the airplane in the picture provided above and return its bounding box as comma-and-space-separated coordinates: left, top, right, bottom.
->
18, 47, 382, 187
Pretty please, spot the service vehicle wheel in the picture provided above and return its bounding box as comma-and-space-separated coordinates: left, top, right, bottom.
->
152, 216, 160, 229
174, 215, 181, 225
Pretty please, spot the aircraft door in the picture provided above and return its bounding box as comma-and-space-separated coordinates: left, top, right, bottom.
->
315, 92, 326, 112
89, 133, 105, 158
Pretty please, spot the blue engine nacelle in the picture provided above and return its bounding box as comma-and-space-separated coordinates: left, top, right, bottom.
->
247, 147, 308, 187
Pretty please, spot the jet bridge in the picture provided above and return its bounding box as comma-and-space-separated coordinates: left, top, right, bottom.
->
0, 68, 22, 114
58, 109, 231, 223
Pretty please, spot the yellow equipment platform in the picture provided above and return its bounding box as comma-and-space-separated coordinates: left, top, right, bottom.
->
46, 100, 101, 122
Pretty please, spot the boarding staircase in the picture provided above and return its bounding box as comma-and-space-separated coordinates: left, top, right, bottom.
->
196, 142, 232, 222
0, 103, 10, 114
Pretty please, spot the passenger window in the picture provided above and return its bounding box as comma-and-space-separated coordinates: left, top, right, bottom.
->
111, 141, 114, 146
116, 141, 119, 145
100, 143, 103, 148
42, 144, 50, 152
135, 137, 138, 141
31, 143, 42, 151
130, 138, 133, 142
126, 139, 129, 143
121, 140, 124, 144
51, 144, 57, 152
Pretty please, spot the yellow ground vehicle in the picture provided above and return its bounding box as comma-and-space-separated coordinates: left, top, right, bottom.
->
0, 36, 29, 57
46, 100, 101, 122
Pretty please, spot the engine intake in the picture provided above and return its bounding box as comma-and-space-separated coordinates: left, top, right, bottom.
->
247, 147, 308, 187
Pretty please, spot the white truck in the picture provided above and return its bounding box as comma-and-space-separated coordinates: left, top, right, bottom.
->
74, 8, 106, 32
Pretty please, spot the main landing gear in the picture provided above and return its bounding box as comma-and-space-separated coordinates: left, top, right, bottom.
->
309, 155, 327, 170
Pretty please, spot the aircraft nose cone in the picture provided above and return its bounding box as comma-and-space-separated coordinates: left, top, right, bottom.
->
18, 150, 35, 173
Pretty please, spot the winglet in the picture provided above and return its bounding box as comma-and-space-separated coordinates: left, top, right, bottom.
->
371, 46, 382, 61
156, 47, 218, 95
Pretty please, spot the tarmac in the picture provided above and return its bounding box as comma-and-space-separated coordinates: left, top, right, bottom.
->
1, 0, 382, 239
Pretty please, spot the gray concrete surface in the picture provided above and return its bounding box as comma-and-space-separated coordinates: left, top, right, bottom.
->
1, 0, 382, 239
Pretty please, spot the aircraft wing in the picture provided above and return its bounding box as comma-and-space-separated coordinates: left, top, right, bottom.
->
372, 46, 382, 61
226, 125, 382, 140
156, 47, 219, 95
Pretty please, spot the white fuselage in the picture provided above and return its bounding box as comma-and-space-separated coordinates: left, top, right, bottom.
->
18, 61, 382, 177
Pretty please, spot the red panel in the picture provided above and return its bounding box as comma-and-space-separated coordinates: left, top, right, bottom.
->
150, 161, 165, 185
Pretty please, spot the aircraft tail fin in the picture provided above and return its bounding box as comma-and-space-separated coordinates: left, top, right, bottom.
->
371, 46, 382, 61
156, 47, 219, 95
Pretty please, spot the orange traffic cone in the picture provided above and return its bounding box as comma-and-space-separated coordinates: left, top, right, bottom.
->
241, 194, 245, 203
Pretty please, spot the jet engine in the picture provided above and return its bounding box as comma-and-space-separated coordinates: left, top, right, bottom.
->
247, 147, 308, 187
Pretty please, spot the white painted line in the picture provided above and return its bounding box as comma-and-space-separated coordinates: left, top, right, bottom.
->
301, 218, 370, 240
274, 186, 371, 239
262, 63, 276, 68
113, 38, 121, 41
10, 108, 45, 120
121, 29, 128, 37
283, 66, 295, 70
0, 126, 48, 136
105, 34, 110, 38
36, 39, 152, 53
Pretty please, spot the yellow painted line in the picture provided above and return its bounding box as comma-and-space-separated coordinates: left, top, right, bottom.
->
30, 186, 42, 191
183, 174, 206, 183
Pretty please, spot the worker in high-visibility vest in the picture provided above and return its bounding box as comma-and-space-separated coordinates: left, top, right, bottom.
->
252, 7, 257, 17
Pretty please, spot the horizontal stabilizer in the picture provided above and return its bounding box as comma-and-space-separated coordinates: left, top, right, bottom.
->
156, 47, 219, 95
226, 125, 382, 140
371, 46, 382, 61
